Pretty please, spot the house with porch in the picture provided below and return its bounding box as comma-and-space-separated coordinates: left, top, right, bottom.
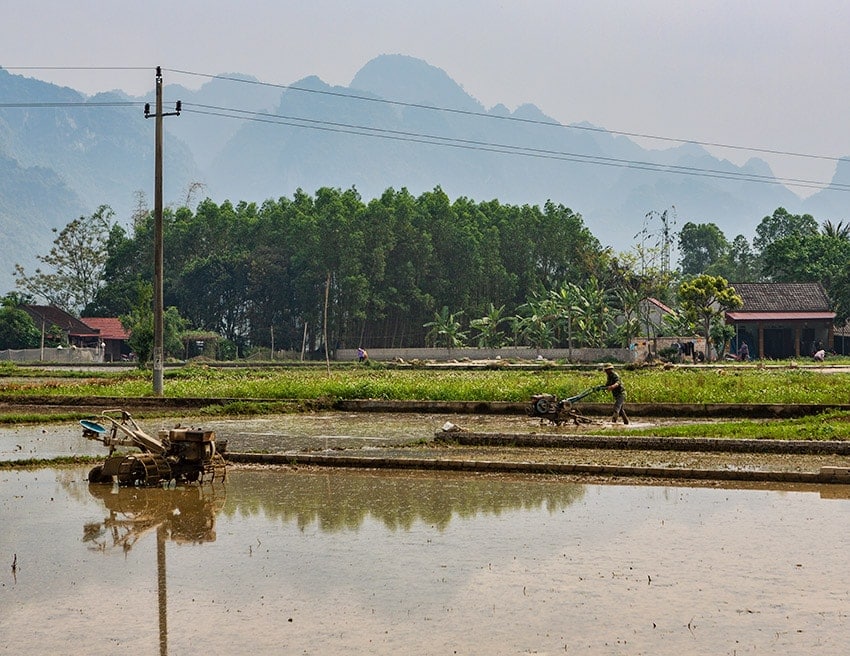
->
19, 306, 132, 362
80, 317, 132, 362
725, 282, 835, 359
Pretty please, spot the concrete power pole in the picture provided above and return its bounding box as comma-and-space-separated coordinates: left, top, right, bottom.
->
144, 67, 180, 395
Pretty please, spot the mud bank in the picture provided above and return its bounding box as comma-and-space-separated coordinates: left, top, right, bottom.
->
225, 447, 850, 485
2, 395, 848, 418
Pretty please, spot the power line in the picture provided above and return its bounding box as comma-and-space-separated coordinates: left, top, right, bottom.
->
0, 101, 139, 108
3, 67, 849, 192
182, 103, 850, 193
5, 65, 847, 167
3, 66, 150, 71
167, 68, 848, 167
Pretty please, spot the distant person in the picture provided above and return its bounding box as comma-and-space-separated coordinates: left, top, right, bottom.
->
737, 341, 749, 361
357, 347, 368, 363
813, 349, 826, 362
601, 363, 629, 424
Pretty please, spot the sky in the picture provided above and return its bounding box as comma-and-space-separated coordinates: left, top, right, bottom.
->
5, 0, 850, 196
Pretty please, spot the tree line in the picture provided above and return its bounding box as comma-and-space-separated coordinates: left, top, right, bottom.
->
7, 187, 850, 359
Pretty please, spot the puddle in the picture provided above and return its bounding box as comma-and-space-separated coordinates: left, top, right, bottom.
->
2, 466, 849, 655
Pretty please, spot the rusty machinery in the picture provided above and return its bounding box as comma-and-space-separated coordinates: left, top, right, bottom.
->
81, 409, 226, 486
528, 386, 606, 425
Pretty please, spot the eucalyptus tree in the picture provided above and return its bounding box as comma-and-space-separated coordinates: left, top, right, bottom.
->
166, 200, 257, 348
533, 201, 604, 291
677, 221, 729, 276
311, 186, 371, 353
360, 187, 435, 347
753, 207, 818, 253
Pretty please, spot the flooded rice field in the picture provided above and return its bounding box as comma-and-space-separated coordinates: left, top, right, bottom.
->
3, 412, 850, 654
0, 412, 537, 460
0, 411, 718, 462
2, 464, 850, 655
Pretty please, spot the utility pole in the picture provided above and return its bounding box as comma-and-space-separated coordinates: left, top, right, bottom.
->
144, 67, 181, 395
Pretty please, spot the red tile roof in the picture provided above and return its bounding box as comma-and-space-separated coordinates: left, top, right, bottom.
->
727, 311, 836, 322
81, 317, 130, 340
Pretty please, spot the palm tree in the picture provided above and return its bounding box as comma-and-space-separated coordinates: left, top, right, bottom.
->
822, 220, 850, 240
469, 303, 507, 348
423, 306, 467, 348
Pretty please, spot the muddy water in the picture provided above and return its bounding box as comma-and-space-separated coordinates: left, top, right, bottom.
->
0, 412, 569, 460
2, 466, 849, 655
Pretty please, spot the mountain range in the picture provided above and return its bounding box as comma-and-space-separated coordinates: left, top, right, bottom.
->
1, 54, 848, 295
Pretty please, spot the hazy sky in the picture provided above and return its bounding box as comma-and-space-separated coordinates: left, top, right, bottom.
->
5, 0, 850, 195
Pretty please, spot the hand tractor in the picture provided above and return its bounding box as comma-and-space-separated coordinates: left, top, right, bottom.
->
528, 385, 606, 425
81, 409, 226, 486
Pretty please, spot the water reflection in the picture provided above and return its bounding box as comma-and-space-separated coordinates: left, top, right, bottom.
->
83, 484, 225, 656
2, 467, 849, 654
223, 469, 586, 531
84, 483, 225, 552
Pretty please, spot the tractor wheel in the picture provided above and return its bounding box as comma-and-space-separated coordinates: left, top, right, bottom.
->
534, 397, 551, 415
88, 464, 108, 484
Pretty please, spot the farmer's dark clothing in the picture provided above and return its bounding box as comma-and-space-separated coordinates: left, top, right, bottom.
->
604, 369, 629, 424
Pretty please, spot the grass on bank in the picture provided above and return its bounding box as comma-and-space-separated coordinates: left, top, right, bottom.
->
623, 410, 850, 441
1, 362, 849, 405
0, 362, 849, 442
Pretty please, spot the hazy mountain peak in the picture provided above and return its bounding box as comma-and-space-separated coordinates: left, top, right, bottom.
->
741, 157, 774, 176
291, 74, 330, 91
512, 103, 555, 122
350, 54, 483, 111
831, 156, 850, 183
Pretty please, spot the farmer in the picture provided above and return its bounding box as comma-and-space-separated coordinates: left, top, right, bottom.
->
601, 363, 629, 424
357, 347, 368, 363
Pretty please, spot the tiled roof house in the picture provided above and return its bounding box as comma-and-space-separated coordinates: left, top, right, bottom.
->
725, 282, 835, 359
81, 317, 132, 362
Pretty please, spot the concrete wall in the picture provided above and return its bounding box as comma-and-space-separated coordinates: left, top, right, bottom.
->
337, 346, 635, 363
339, 337, 708, 364
0, 347, 102, 363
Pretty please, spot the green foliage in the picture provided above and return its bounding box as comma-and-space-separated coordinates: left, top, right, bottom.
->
0, 306, 40, 349
710, 320, 736, 359
14, 205, 115, 315
5, 364, 850, 407
758, 226, 850, 323
424, 306, 467, 348
678, 274, 743, 341
22, 195, 845, 360
753, 207, 818, 253
469, 303, 508, 348
678, 221, 729, 275
120, 283, 187, 364
91, 188, 606, 352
